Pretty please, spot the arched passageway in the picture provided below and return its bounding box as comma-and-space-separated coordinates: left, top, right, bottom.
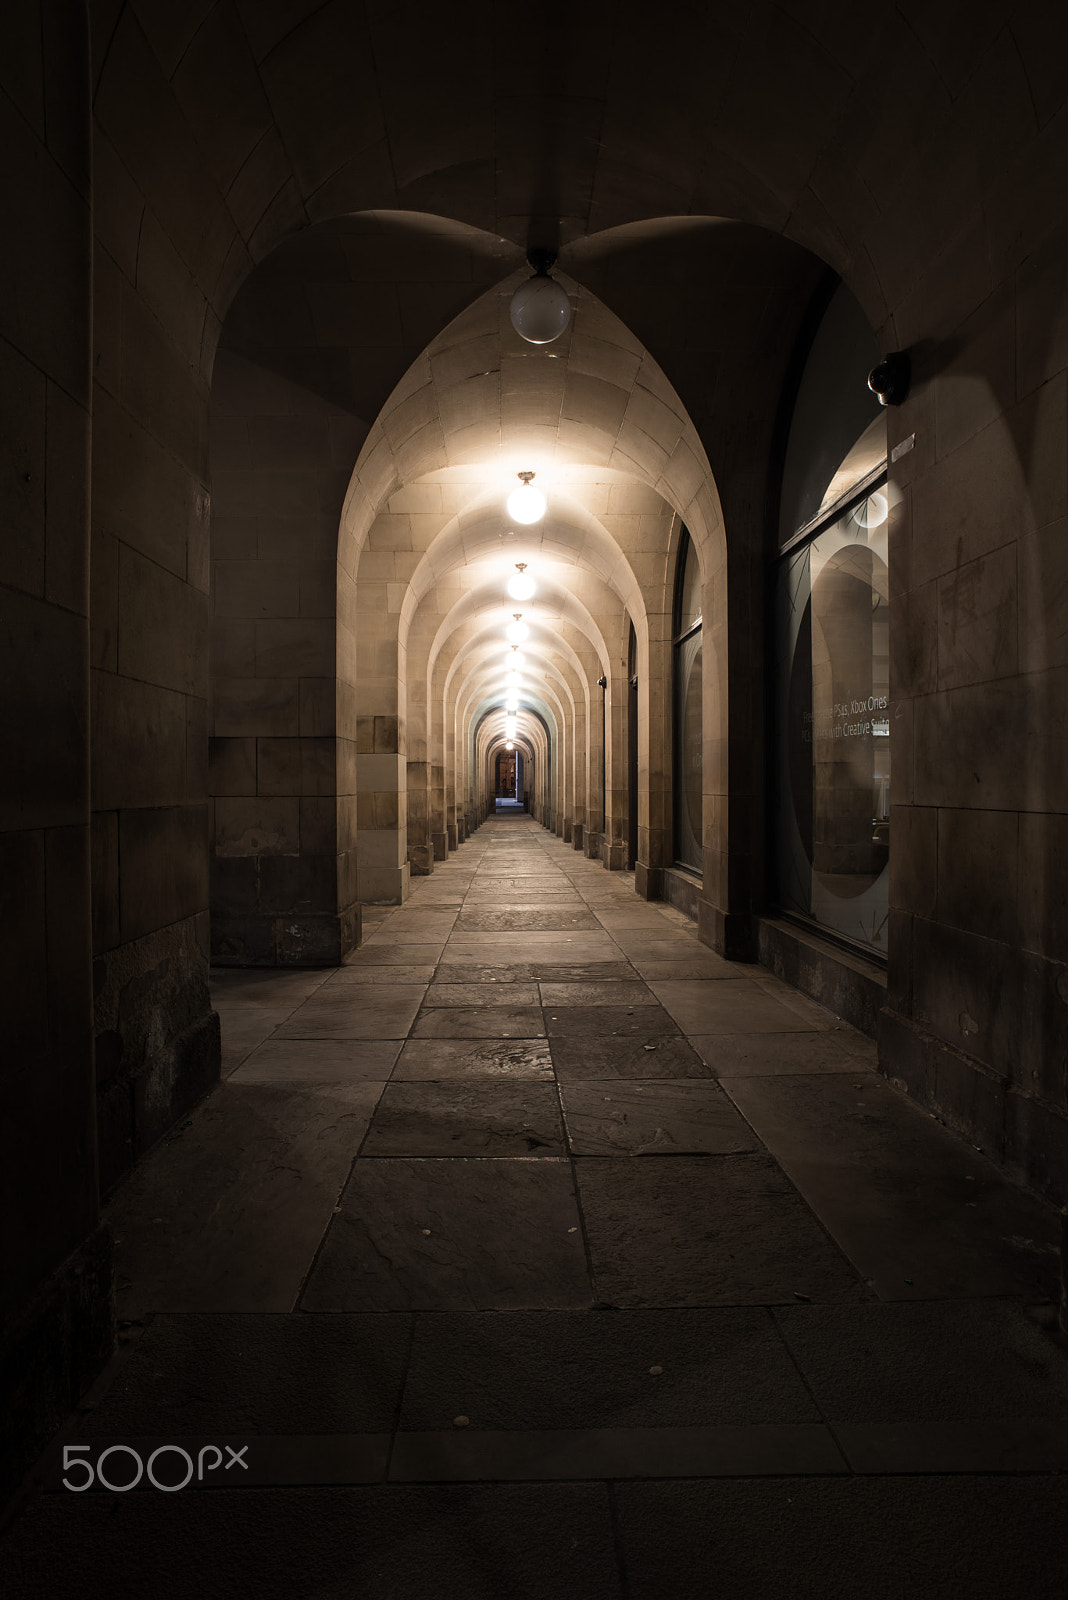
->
7, 5, 1068, 1586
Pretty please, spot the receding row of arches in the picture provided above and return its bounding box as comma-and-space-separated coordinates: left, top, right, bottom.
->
208, 213, 889, 986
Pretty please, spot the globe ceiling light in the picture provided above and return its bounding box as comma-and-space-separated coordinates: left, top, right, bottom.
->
505, 698, 519, 711
506, 742, 514, 751
509, 249, 572, 345
505, 671, 521, 688
507, 474, 546, 526
506, 614, 529, 644
852, 490, 889, 531
507, 561, 537, 600
505, 650, 527, 671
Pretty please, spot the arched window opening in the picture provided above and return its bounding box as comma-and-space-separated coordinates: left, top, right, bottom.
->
672, 530, 703, 874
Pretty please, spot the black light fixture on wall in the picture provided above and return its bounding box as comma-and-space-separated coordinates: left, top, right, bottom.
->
868, 350, 910, 407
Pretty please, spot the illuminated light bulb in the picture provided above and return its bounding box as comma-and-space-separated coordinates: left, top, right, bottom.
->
507, 561, 537, 600
509, 263, 571, 345
506, 742, 514, 751
853, 490, 889, 531
506, 672, 521, 688
505, 698, 519, 711
507, 474, 546, 526
506, 651, 527, 671
506, 615, 529, 643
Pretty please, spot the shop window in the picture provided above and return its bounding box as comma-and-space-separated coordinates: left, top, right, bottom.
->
772, 283, 889, 956
673, 529, 702, 873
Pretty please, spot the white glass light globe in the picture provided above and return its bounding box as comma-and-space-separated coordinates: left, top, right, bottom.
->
853, 490, 889, 530
509, 276, 572, 345
506, 620, 529, 643
505, 698, 519, 711
506, 742, 514, 751
507, 569, 537, 600
506, 651, 526, 670
507, 483, 546, 524
506, 672, 521, 688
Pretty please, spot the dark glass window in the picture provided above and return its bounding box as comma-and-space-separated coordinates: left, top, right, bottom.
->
673, 530, 702, 873
772, 473, 890, 953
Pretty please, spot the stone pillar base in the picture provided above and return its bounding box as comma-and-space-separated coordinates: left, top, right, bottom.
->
572, 823, 584, 851
604, 840, 626, 870
360, 864, 410, 905
433, 832, 448, 861
634, 862, 661, 900
409, 846, 433, 876
697, 899, 754, 961
457, 817, 466, 843
447, 823, 457, 850
212, 909, 359, 966
585, 830, 601, 860
563, 817, 572, 843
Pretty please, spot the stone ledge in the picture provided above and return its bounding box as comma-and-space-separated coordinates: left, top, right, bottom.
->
757, 916, 886, 1038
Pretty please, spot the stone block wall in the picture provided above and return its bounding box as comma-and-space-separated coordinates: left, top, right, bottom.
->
0, 0, 112, 1504
209, 349, 360, 964
882, 259, 1068, 1202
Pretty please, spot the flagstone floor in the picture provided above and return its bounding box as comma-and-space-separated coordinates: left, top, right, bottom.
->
5, 816, 1068, 1598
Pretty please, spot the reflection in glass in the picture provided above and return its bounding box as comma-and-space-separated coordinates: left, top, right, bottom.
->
774, 497, 890, 951
673, 532, 702, 873
674, 632, 703, 871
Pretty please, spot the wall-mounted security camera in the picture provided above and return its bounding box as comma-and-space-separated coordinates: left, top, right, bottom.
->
868, 351, 910, 407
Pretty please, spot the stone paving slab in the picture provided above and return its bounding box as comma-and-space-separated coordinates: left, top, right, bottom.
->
398, 1307, 819, 1430
433, 963, 538, 982
575, 1155, 869, 1307
692, 1030, 875, 1075
456, 909, 601, 932
614, 1476, 1068, 1600
770, 1299, 1068, 1424
412, 1006, 546, 1039
360, 1082, 565, 1157
423, 981, 541, 1006
443, 934, 621, 964
210, 969, 330, 1005
215, 1005, 291, 1073
5, 1484, 624, 1600
232, 1039, 401, 1083
538, 981, 657, 1007
106, 1084, 383, 1316
532, 961, 638, 981
392, 1040, 554, 1080
274, 986, 426, 1039
560, 1081, 759, 1155
391, 1424, 845, 1482
78, 1314, 410, 1435
630, 954, 749, 981
550, 1035, 712, 1079
301, 1160, 592, 1311
325, 965, 438, 986
650, 979, 827, 1036
343, 943, 446, 965
544, 1004, 680, 1037
722, 1073, 1061, 1301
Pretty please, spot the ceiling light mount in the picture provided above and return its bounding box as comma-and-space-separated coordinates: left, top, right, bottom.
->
507, 560, 537, 599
